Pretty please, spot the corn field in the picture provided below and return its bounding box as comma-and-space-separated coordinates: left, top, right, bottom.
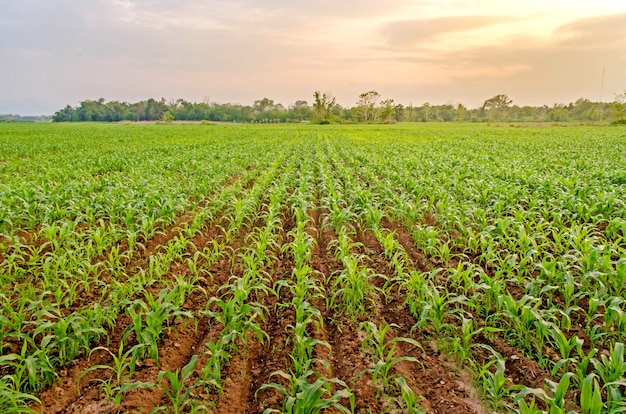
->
1, 123, 625, 413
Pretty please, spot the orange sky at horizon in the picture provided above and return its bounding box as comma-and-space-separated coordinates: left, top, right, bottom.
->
1, 0, 625, 114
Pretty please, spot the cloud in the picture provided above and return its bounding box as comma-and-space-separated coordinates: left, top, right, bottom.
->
1, 2, 625, 113
301, 12, 626, 107
96, 0, 407, 34
441, 13, 626, 76
394, 13, 626, 105
555, 12, 626, 48
381, 15, 509, 47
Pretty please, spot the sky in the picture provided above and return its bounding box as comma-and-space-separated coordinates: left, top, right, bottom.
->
1, 0, 625, 115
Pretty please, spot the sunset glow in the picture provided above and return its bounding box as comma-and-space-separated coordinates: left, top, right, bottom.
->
1, 1, 625, 114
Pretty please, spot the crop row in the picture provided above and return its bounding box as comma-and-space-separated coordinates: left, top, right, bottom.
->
0, 123, 625, 413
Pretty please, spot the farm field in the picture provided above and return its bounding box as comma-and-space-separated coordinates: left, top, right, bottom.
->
0, 122, 625, 413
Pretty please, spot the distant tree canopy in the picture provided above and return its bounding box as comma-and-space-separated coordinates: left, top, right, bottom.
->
1, 114, 51, 123
312, 91, 337, 124
482, 94, 513, 110
356, 90, 381, 122
52, 98, 310, 123
611, 91, 626, 124
53, 92, 621, 124
480, 94, 513, 122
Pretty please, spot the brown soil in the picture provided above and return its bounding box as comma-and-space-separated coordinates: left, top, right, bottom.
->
28, 194, 559, 414
354, 225, 487, 414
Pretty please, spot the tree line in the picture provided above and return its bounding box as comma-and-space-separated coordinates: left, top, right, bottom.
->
0, 114, 51, 123
52, 91, 626, 124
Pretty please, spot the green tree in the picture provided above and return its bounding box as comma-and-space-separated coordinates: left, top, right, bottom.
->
288, 100, 313, 122
393, 103, 404, 122
420, 102, 432, 122
72, 99, 106, 122
610, 91, 626, 124
380, 99, 395, 123
481, 94, 513, 121
481, 94, 512, 110
455, 104, 468, 122
312, 91, 336, 124
569, 99, 594, 121
144, 98, 167, 121
548, 104, 569, 122
103, 101, 131, 122
357, 90, 380, 122
404, 104, 415, 122
253, 98, 275, 112
52, 105, 75, 122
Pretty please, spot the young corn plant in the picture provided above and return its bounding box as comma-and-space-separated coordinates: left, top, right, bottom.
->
447, 262, 479, 297
451, 316, 501, 368
603, 297, 626, 341
514, 395, 542, 414
30, 310, 106, 366
478, 350, 511, 411
0, 339, 57, 393
200, 340, 230, 392
203, 296, 268, 354
259, 370, 354, 414
125, 305, 160, 365
152, 355, 204, 414
474, 270, 506, 318
286, 308, 329, 378
0, 376, 41, 414
514, 373, 576, 414
571, 345, 598, 387
411, 282, 468, 337
395, 377, 426, 414
359, 321, 423, 396
591, 342, 626, 405
331, 255, 379, 319
579, 373, 603, 414
548, 326, 583, 376
125, 288, 193, 366
79, 343, 153, 407
495, 294, 548, 360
